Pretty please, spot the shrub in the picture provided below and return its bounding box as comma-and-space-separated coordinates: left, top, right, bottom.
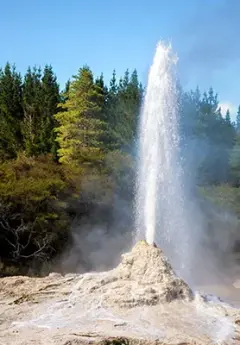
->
0, 154, 78, 274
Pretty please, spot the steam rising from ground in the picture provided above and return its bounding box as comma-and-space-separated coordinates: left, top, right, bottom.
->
60, 196, 133, 274
62, 223, 132, 273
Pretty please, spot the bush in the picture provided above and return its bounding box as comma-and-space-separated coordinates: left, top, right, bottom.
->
0, 154, 78, 275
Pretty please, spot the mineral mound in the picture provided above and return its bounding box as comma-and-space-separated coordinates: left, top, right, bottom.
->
0, 241, 239, 345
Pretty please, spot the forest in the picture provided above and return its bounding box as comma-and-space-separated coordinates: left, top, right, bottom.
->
0, 62, 239, 276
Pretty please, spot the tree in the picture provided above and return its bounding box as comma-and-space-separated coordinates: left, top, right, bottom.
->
22, 66, 60, 157
39, 65, 60, 156
225, 109, 231, 124
180, 87, 236, 185
55, 66, 105, 166
95, 72, 108, 121
0, 63, 23, 158
230, 135, 240, 185
198, 90, 236, 184
64, 79, 70, 98
109, 69, 117, 94
105, 69, 143, 150
216, 106, 222, 119
236, 106, 240, 133
22, 67, 43, 156
103, 70, 119, 149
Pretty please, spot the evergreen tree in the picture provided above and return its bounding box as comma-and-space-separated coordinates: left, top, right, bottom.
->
113, 69, 143, 149
198, 89, 236, 184
109, 70, 117, 94
39, 65, 60, 155
95, 73, 108, 121
55, 66, 105, 166
104, 69, 143, 151
181, 87, 236, 184
122, 69, 129, 90
60, 79, 70, 103
103, 70, 119, 149
22, 67, 42, 156
225, 109, 231, 124
236, 106, 240, 133
230, 135, 240, 185
0, 63, 23, 158
180, 87, 201, 138
126, 69, 143, 140
216, 106, 222, 119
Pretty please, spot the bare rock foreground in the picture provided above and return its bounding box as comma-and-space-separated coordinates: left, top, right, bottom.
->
0, 241, 239, 345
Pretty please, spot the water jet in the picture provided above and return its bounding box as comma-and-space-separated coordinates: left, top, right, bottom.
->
135, 41, 190, 277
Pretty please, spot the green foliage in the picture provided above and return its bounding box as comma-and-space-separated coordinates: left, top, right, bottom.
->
39, 65, 60, 156
22, 67, 43, 156
230, 135, 240, 185
0, 154, 76, 272
55, 66, 106, 166
0, 63, 23, 159
200, 185, 240, 215
105, 69, 143, 150
104, 150, 135, 199
225, 109, 231, 124
181, 87, 236, 185
237, 106, 240, 133
22, 66, 60, 157
0, 155, 65, 202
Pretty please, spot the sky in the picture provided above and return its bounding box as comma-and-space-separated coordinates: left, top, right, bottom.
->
1, 0, 240, 118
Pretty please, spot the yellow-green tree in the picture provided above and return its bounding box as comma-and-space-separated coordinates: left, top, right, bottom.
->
55, 66, 105, 166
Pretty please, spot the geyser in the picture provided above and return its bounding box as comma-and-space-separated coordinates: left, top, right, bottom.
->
136, 42, 190, 276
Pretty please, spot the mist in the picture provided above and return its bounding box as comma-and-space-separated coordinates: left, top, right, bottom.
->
59, 150, 135, 274
179, 133, 240, 299
60, 200, 133, 274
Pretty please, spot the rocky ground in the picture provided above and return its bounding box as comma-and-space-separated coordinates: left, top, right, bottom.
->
0, 241, 239, 345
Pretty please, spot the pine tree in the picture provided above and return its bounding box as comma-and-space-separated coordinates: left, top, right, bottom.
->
109, 70, 117, 94
112, 69, 143, 149
55, 66, 105, 166
0, 63, 23, 158
95, 73, 108, 121
40, 65, 60, 155
22, 67, 42, 156
225, 109, 231, 124
216, 106, 222, 119
103, 70, 119, 149
230, 134, 240, 185
122, 69, 129, 90
236, 106, 240, 133
180, 86, 236, 184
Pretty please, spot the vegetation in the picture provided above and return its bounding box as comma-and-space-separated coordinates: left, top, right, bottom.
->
0, 61, 239, 275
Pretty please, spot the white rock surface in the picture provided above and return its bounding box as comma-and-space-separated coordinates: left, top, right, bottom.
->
0, 241, 239, 345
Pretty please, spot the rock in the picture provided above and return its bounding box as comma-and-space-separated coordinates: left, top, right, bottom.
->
48, 272, 62, 279
103, 240, 194, 307
0, 241, 239, 345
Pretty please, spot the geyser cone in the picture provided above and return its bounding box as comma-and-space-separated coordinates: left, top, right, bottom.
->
135, 41, 190, 279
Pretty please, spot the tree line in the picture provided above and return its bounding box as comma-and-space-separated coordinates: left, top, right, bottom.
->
0, 63, 143, 163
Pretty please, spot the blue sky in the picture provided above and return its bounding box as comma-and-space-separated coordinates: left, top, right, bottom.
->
1, 0, 240, 118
